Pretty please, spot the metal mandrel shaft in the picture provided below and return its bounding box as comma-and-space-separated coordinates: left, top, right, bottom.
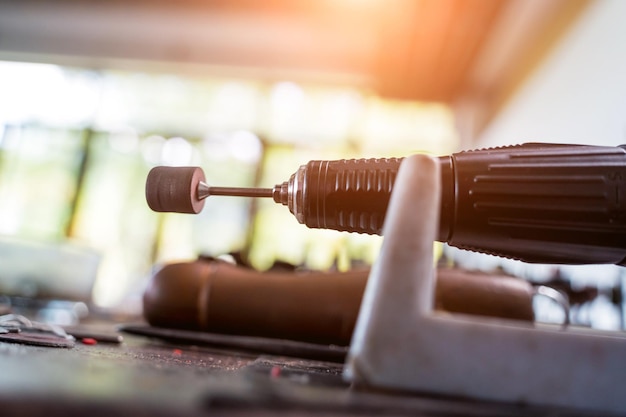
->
197, 183, 274, 199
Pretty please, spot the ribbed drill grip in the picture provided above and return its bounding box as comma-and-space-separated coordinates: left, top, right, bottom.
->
302, 158, 403, 234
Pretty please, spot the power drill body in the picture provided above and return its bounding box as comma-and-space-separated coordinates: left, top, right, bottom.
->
276, 143, 626, 265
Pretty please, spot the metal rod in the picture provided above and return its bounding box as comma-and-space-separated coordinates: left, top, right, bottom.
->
210, 186, 273, 197
197, 182, 274, 200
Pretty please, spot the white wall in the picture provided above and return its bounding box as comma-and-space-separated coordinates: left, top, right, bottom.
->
479, 0, 626, 147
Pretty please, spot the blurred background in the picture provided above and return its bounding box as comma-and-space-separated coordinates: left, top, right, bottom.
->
0, 0, 625, 328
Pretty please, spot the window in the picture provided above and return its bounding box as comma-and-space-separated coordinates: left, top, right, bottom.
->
0, 61, 458, 308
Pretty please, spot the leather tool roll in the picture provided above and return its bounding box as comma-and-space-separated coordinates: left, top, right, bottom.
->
143, 260, 534, 346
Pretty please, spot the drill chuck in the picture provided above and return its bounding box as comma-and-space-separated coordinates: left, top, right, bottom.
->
272, 159, 402, 234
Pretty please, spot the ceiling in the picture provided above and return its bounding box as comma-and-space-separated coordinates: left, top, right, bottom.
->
0, 0, 592, 139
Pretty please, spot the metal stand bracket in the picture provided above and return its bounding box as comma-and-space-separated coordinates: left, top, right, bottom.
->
344, 154, 626, 414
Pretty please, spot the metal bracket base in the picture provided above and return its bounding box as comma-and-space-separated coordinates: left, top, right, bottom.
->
344, 154, 626, 414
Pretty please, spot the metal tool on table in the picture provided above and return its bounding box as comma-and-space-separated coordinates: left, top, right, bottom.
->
147, 143, 626, 265
0, 314, 75, 348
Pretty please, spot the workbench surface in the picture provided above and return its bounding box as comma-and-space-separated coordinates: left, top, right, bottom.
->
0, 324, 604, 417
